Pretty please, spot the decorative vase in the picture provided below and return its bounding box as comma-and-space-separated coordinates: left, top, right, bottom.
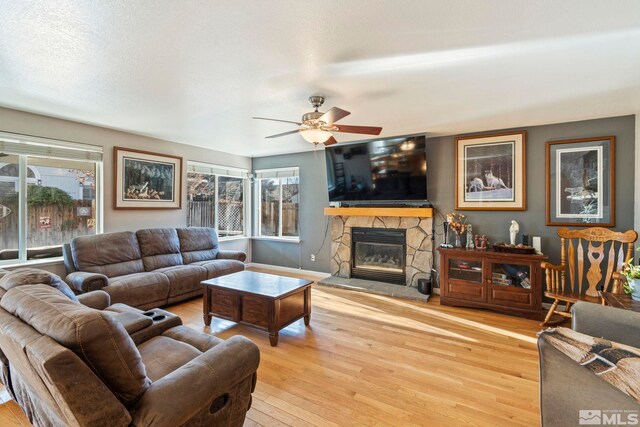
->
629, 279, 640, 301
454, 234, 462, 248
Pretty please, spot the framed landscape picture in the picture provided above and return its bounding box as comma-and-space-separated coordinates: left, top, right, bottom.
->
545, 136, 614, 226
114, 147, 183, 209
455, 131, 526, 210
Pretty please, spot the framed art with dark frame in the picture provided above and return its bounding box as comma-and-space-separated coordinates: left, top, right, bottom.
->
455, 131, 527, 211
113, 147, 183, 209
545, 136, 615, 226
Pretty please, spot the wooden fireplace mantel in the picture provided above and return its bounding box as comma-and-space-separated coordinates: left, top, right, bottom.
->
323, 207, 433, 218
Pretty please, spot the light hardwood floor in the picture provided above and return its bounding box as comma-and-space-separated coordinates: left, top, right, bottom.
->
0, 267, 543, 426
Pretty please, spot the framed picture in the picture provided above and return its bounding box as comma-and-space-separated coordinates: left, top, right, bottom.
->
545, 136, 614, 226
113, 147, 183, 209
455, 131, 526, 210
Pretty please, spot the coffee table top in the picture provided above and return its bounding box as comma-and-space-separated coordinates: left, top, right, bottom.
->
202, 271, 313, 298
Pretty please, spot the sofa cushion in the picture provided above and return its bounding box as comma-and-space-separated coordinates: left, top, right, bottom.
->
154, 265, 207, 298
0, 285, 150, 406
136, 229, 183, 271
192, 259, 244, 278
106, 273, 170, 308
177, 227, 220, 264
0, 268, 77, 301
137, 336, 201, 381
70, 232, 144, 278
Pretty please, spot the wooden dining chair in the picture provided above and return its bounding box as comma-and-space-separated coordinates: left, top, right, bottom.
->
541, 227, 638, 326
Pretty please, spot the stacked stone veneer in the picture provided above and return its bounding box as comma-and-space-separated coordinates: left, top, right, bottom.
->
330, 216, 433, 287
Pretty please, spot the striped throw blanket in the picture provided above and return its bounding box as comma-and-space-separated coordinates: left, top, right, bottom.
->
539, 327, 640, 402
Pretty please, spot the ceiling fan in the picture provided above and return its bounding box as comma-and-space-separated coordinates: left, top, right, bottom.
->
253, 96, 382, 146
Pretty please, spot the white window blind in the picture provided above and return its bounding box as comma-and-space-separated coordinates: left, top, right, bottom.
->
0, 132, 103, 162
187, 161, 249, 178
254, 167, 299, 179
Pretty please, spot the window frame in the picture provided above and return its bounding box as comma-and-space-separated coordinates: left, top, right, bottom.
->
254, 167, 300, 242
186, 161, 250, 241
0, 132, 103, 267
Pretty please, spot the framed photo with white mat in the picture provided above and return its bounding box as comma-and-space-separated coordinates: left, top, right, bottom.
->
455, 131, 526, 211
545, 136, 614, 226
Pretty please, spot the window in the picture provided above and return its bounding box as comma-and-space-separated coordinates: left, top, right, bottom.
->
0, 133, 103, 264
256, 167, 299, 239
186, 162, 249, 238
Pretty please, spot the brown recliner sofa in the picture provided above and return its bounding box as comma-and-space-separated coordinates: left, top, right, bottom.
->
63, 227, 246, 309
0, 284, 260, 427
0, 268, 182, 401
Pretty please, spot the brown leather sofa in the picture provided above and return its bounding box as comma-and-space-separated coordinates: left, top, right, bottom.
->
0, 268, 179, 399
0, 283, 260, 427
63, 227, 246, 309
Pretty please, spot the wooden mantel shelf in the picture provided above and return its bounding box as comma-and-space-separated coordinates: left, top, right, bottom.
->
323, 207, 433, 218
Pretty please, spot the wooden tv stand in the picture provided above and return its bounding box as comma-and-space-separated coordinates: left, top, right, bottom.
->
437, 248, 546, 320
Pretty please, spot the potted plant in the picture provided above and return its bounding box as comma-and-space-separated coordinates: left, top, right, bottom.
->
621, 249, 640, 301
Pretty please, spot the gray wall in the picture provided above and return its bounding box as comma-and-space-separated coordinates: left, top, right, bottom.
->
252, 115, 636, 282
428, 115, 635, 282
252, 151, 331, 272
0, 106, 253, 273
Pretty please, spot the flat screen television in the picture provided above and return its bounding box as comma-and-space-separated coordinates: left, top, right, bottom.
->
325, 135, 427, 202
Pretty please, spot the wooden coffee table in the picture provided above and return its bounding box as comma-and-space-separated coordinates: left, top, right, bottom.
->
202, 271, 312, 346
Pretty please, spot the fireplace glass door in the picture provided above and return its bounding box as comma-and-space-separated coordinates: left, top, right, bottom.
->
354, 241, 404, 273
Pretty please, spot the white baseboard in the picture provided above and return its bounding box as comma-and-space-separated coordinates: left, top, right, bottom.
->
246, 263, 331, 281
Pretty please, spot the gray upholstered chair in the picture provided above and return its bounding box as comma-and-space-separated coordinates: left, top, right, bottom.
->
0, 284, 260, 427
538, 302, 640, 426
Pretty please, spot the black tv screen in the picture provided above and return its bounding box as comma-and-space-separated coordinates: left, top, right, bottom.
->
325, 135, 427, 202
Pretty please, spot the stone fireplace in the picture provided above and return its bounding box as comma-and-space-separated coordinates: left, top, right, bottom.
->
330, 215, 433, 287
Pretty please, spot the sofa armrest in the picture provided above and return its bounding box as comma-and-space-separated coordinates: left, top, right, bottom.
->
538, 336, 639, 426
571, 301, 640, 348
216, 250, 246, 262
130, 335, 259, 427
77, 290, 111, 310
65, 271, 109, 293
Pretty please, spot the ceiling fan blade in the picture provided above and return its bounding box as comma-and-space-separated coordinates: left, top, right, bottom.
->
319, 107, 350, 124
334, 124, 382, 135
323, 136, 338, 146
253, 117, 302, 125
265, 129, 301, 139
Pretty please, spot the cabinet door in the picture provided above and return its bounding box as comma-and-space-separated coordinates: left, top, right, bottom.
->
444, 256, 485, 302
488, 261, 533, 308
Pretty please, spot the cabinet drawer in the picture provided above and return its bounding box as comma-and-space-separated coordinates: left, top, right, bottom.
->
446, 280, 485, 302
242, 295, 268, 328
489, 286, 532, 308
210, 289, 238, 319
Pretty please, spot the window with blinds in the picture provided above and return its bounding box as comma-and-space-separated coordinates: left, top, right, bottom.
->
255, 167, 300, 238
0, 132, 103, 264
186, 161, 249, 238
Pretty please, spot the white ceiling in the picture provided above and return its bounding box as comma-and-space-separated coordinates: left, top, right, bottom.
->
1, 1, 640, 157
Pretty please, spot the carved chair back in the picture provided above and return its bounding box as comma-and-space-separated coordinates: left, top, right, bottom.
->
546, 227, 637, 297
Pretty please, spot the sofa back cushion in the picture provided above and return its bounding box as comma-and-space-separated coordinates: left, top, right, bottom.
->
177, 227, 220, 264
0, 268, 77, 301
136, 228, 183, 271
0, 285, 150, 406
70, 232, 144, 278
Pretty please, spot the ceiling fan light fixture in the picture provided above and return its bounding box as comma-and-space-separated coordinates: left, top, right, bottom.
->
301, 128, 332, 144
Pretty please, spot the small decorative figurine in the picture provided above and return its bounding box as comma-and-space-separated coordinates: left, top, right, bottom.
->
509, 220, 519, 245
466, 224, 474, 249
475, 234, 489, 250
